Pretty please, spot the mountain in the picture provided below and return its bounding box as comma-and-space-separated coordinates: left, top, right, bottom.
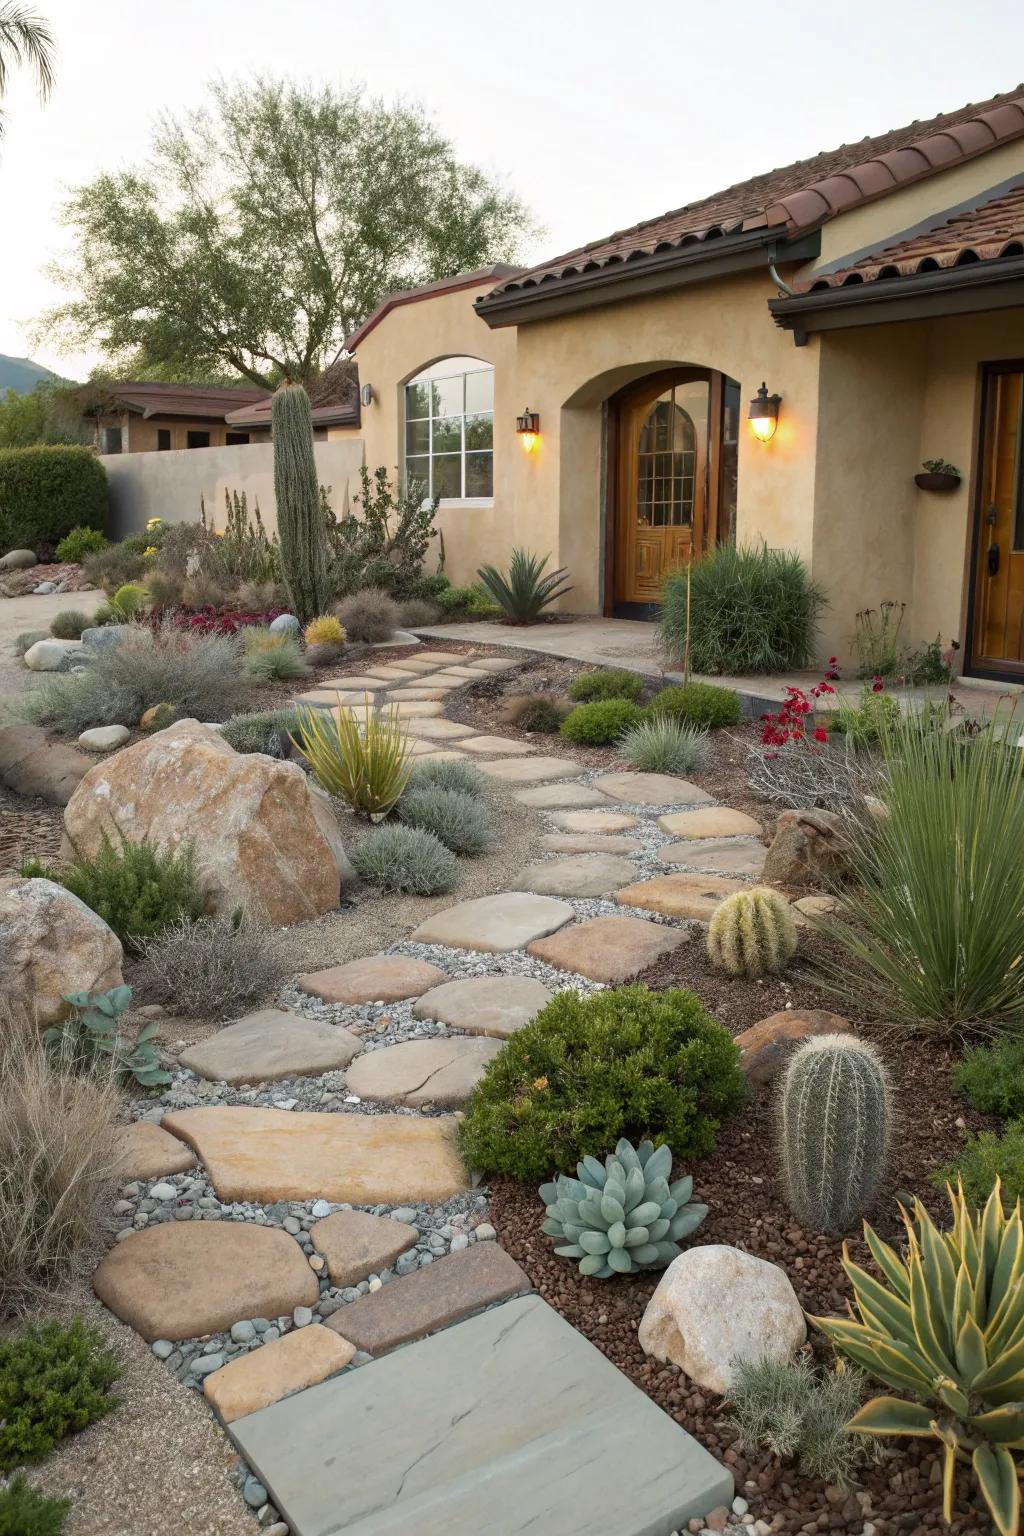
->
0, 354, 59, 394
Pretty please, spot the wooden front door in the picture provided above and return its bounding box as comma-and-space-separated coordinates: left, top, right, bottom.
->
614, 372, 710, 609
971, 363, 1024, 679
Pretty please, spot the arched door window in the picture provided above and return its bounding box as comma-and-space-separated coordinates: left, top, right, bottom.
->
636, 391, 696, 528
404, 357, 494, 501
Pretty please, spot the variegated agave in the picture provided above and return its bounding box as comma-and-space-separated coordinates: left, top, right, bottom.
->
811, 1180, 1024, 1536
539, 1138, 708, 1279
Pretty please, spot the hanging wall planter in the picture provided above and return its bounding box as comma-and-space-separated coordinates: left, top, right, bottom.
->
915, 459, 961, 493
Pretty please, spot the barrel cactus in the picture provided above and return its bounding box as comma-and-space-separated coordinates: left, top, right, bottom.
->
271, 383, 332, 625
778, 1034, 891, 1233
707, 885, 797, 977
539, 1138, 708, 1278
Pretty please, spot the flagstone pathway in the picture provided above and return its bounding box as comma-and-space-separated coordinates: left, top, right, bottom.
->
93, 643, 807, 1532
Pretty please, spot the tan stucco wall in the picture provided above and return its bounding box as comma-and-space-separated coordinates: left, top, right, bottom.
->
93, 414, 252, 453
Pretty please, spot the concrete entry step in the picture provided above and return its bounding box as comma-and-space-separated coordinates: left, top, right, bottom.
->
230, 1293, 733, 1536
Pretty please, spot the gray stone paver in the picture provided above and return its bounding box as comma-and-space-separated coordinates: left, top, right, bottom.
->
178, 1008, 362, 1085
343, 1035, 503, 1107
458, 734, 536, 755
309, 1209, 419, 1287
658, 836, 767, 875
527, 913, 688, 983
513, 782, 610, 809
516, 853, 639, 898
296, 954, 446, 1004
412, 975, 553, 1037
548, 808, 637, 832
412, 892, 574, 952
539, 832, 641, 854
593, 771, 714, 806
476, 755, 584, 784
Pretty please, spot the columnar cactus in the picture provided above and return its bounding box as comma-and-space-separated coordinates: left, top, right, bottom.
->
778, 1034, 891, 1233
271, 383, 332, 625
707, 885, 797, 977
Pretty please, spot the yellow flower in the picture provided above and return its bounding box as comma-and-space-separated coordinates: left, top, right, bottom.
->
213, 528, 225, 537
143, 546, 158, 557
146, 516, 163, 530
531, 1076, 549, 1092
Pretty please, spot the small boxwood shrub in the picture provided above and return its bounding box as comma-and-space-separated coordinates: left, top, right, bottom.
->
0, 1318, 120, 1472
560, 698, 643, 745
458, 985, 746, 1181
0, 1477, 70, 1536
54, 525, 107, 564
0, 447, 107, 556
954, 1039, 1024, 1119
435, 584, 500, 619
25, 834, 205, 953
398, 785, 492, 855
934, 1121, 1024, 1206
499, 693, 571, 732
568, 668, 644, 704
660, 543, 825, 674
220, 706, 301, 756
49, 610, 91, 640
352, 824, 460, 895
408, 758, 486, 797
620, 715, 710, 775
648, 681, 741, 728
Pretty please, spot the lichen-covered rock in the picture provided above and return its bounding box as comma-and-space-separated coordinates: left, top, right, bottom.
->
638, 1244, 806, 1394
762, 808, 854, 887
0, 876, 124, 1027
62, 719, 348, 925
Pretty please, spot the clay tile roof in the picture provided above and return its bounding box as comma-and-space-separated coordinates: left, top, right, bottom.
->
225, 361, 361, 428
75, 381, 268, 420
487, 86, 1024, 299
800, 181, 1024, 290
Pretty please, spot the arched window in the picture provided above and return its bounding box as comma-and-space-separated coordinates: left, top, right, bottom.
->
636, 392, 697, 528
404, 357, 494, 501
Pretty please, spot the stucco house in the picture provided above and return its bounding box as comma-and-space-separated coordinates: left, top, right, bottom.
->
75, 382, 268, 453
340, 86, 1024, 684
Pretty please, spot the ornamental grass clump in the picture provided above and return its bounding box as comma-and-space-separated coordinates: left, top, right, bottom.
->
619, 715, 709, 775
398, 785, 492, 856
0, 1318, 120, 1472
304, 615, 346, 647
707, 886, 797, 978
241, 635, 309, 682
560, 698, 643, 746
293, 701, 412, 819
49, 609, 90, 640
334, 588, 399, 644
351, 824, 459, 895
568, 668, 644, 704
728, 1354, 870, 1488
458, 985, 746, 1182
648, 680, 741, 728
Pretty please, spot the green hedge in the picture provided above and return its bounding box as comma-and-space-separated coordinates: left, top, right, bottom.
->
0, 447, 108, 556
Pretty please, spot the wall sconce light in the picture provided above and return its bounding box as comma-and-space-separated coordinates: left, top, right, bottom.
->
360, 383, 374, 408
748, 382, 781, 443
516, 407, 540, 453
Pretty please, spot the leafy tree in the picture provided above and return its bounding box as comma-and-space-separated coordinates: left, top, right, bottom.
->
0, 4, 55, 138
0, 384, 87, 448
40, 78, 532, 387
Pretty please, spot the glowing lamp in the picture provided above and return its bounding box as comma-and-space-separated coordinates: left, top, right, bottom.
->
748, 382, 781, 443
516, 407, 540, 453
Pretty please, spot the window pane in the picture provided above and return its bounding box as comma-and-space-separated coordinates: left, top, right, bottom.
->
465, 412, 493, 451
405, 455, 431, 497
431, 376, 463, 417
432, 415, 461, 454
432, 455, 462, 499
465, 369, 493, 413
406, 417, 430, 455
465, 452, 493, 497
406, 382, 430, 419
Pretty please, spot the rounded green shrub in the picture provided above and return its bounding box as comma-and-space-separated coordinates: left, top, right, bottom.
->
0, 1318, 120, 1473
0, 1477, 70, 1536
619, 714, 709, 775
660, 543, 825, 674
568, 668, 644, 704
560, 698, 643, 745
933, 1120, 1024, 1206
648, 681, 741, 728
954, 1039, 1024, 1120
0, 447, 107, 556
54, 526, 108, 564
30, 834, 205, 954
408, 758, 486, 797
111, 583, 149, 620
398, 786, 492, 855
458, 985, 746, 1181
351, 824, 460, 895
49, 610, 91, 641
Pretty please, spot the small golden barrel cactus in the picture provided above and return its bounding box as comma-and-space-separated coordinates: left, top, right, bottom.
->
706, 885, 797, 977
304, 614, 347, 647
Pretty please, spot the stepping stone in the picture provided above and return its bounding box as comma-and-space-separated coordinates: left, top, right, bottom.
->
615, 871, 748, 921
412, 892, 574, 953
232, 1293, 733, 1536
310, 1209, 419, 1286
390, 700, 444, 718
161, 1107, 466, 1204
540, 832, 640, 854
390, 658, 445, 675
658, 806, 762, 839
345, 1036, 503, 1107
412, 749, 468, 764
517, 853, 639, 899
407, 737, 461, 756
458, 735, 536, 756
658, 836, 767, 876
404, 718, 477, 740
297, 954, 446, 1004
593, 772, 713, 807
476, 756, 584, 784
316, 675, 387, 692
115, 1120, 196, 1181
514, 783, 609, 809
466, 657, 520, 672
364, 665, 421, 681
292, 689, 364, 709
384, 687, 449, 701
528, 914, 687, 983
324, 1243, 529, 1356
178, 1009, 362, 1086
432, 664, 484, 679
549, 808, 637, 833
414, 650, 470, 664
412, 975, 552, 1037
205, 1324, 354, 1425
92, 1221, 318, 1342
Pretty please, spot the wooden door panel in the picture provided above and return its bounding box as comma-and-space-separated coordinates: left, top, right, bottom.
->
974, 369, 1024, 673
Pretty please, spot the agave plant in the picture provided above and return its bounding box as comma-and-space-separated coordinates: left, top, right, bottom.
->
292, 700, 412, 819
476, 548, 573, 625
811, 1181, 1024, 1535
539, 1138, 708, 1278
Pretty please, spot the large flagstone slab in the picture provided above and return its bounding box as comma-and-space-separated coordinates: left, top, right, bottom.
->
615, 871, 748, 921
516, 853, 638, 898
476, 755, 584, 784
344, 1036, 503, 1107
466, 656, 520, 672
390, 700, 444, 718
115, 1120, 196, 1181
231, 1294, 733, 1536
309, 1209, 419, 1287
414, 650, 471, 664
160, 1107, 467, 1204
205, 1324, 354, 1424
658, 836, 767, 875
593, 771, 713, 806
513, 783, 609, 809
297, 954, 446, 1004
458, 735, 536, 755
539, 832, 640, 854
384, 687, 449, 701
548, 808, 637, 832
315, 675, 388, 692
403, 718, 477, 740
658, 806, 762, 839
431, 664, 484, 679
363, 665, 422, 682
178, 1009, 362, 1086
93, 1221, 318, 1342
412, 975, 552, 1037
528, 914, 687, 983
412, 892, 574, 952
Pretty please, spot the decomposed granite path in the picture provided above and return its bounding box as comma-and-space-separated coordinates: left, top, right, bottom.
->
93, 644, 800, 1533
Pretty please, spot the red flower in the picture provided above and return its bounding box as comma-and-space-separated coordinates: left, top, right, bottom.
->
828, 656, 838, 665
812, 726, 829, 744
872, 675, 884, 694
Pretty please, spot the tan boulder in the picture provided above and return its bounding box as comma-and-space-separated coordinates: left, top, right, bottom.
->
0, 876, 124, 1027
734, 1009, 853, 1086
762, 808, 854, 888
62, 719, 348, 926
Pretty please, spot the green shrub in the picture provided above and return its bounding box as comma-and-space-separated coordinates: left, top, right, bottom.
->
498, 693, 571, 732
334, 587, 399, 644
954, 1038, 1024, 1119
134, 911, 287, 1020
435, 583, 499, 619
0, 447, 107, 556
568, 668, 643, 703
29, 835, 204, 952
560, 698, 643, 745
351, 824, 460, 895
49, 609, 90, 640
0, 1477, 70, 1535
398, 785, 492, 855
220, 706, 302, 756
477, 548, 573, 624
830, 685, 902, 748
407, 758, 486, 797
43, 985, 170, 1092
55, 525, 107, 564
728, 1354, 869, 1487
110, 582, 149, 621
82, 543, 151, 595
327, 464, 439, 600
647, 681, 741, 728
934, 1120, 1024, 1205
619, 715, 709, 775
14, 630, 48, 657
660, 543, 825, 674
458, 985, 746, 1182
242, 637, 309, 682
0, 1318, 120, 1472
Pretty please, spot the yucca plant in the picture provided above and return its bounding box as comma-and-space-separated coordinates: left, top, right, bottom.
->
476, 548, 573, 624
812, 1181, 1024, 1535
292, 700, 412, 820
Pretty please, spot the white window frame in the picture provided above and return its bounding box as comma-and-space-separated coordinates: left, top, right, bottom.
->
403, 357, 494, 507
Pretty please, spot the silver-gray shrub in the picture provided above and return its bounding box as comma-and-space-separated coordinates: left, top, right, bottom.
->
408, 758, 486, 797
398, 785, 492, 856
746, 738, 881, 816
133, 911, 287, 1019
778, 1034, 892, 1233
220, 707, 301, 755
620, 714, 710, 775
728, 1353, 870, 1487
351, 824, 459, 895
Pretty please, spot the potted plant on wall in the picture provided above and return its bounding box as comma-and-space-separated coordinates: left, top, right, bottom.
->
915, 458, 961, 493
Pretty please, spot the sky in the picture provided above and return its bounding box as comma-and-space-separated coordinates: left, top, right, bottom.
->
1, 0, 1023, 380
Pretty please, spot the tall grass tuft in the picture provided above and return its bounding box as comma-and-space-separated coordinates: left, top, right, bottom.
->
619, 714, 710, 775
293, 701, 413, 819
660, 543, 825, 674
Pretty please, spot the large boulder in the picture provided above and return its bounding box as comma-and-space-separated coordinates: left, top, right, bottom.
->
62, 719, 348, 925
23, 638, 81, 672
0, 548, 38, 569
0, 722, 92, 805
734, 1008, 853, 1086
762, 808, 854, 888
638, 1244, 806, 1395
0, 876, 124, 1027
